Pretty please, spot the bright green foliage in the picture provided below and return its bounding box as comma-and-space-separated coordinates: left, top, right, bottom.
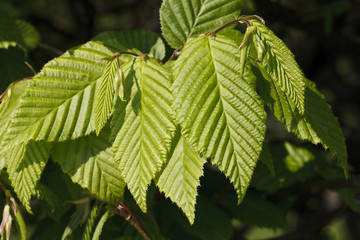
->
160, 0, 243, 49
250, 19, 306, 114
172, 34, 266, 202
92, 210, 110, 240
112, 57, 176, 212
0, 0, 350, 237
94, 58, 119, 135
0, 80, 30, 140
5, 141, 50, 212
0, 41, 113, 148
156, 130, 206, 224
52, 128, 126, 204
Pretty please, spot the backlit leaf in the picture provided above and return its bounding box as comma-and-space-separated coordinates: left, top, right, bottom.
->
52, 127, 126, 204
172, 34, 266, 202
156, 129, 206, 224
5, 141, 50, 212
112, 57, 176, 211
160, 0, 243, 49
250, 19, 306, 114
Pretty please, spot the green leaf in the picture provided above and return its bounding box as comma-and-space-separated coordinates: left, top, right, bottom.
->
156, 128, 206, 224
94, 58, 119, 135
11, 201, 27, 240
0, 41, 115, 148
160, 0, 243, 49
35, 162, 85, 221
250, 19, 306, 114
256, 66, 348, 176
91, 210, 110, 240
172, 34, 266, 202
0, 9, 26, 51
52, 127, 126, 204
82, 204, 99, 240
112, 56, 176, 212
0, 79, 30, 141
5, 141, 50, 212
0, 47, 32, 93
61, 204, 89, 240
16, 20, 40, 50
92, 29, 166, 60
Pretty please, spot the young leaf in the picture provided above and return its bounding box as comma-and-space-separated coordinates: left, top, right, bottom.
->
172, 34, 266, 203
92, 29, 166, 61
52, 127, 126, 204
160, 0, 243, 49
10, 200, 27, 240
112, 57, 176, 212
91, 210, 110, 240
256, 66, 348, 176
82, 204, 99, 240
61, 204, 89, 240
5, 141, 50, 212
156, 129, 206, 224
250, 19, 306, 114
0, 41, 114, 148
94, 58, 119, 135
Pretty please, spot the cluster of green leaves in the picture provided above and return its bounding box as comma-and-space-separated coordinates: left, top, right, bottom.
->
0, 0, 348, 239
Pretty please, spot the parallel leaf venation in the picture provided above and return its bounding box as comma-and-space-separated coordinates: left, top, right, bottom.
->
53, 128, 126, 203
172, 34, 266, 202
156, 131, 206, 224
160, 0, 242, 49
112, 57, 176, 211
251, 20, 306, 114
5, 141, 50, 212
0, 42, 115, 147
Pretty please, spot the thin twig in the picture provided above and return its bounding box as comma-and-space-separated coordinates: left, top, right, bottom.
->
112, 200, 151, 240
210, 19, 240, 37
37, 42, 63, 56
24, 61, 37, 75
